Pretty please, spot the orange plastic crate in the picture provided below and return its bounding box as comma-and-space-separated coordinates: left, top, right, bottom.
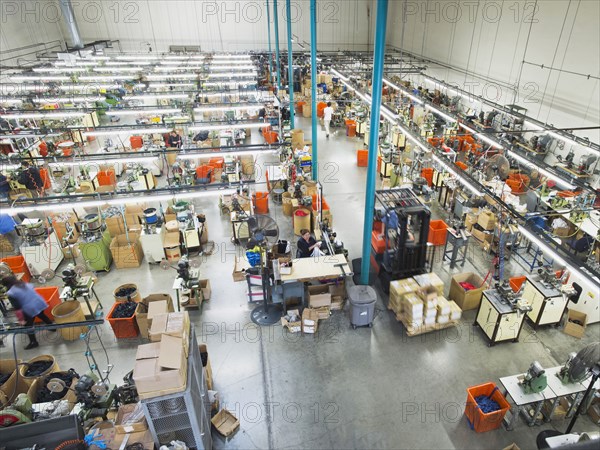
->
208, 157, 224, 169
456, 161, 468, 171
1, 256, 31, 282
39, 168, 52, 189
421, 168, 434, 187
97, 170, 116, 186
107, 302, 139, 338
296, 101, 306, 114
509, 276, 527, 293
263, 131, 278, 144
317, 102, 327, 118
371, 231, 386, 254
357, 149, 368, 167
34, 286, 60, 322
465, 383, 510, 432
428, 220, 449, 246
195, 165, 214, 183
130, 136, 144, 149
253, 192, 269, 214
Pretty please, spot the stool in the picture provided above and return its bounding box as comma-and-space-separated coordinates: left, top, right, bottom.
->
272, 188, 285, 204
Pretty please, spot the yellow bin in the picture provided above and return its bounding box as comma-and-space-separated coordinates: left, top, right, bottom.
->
282, 192, 293, 217
19, 354, 60, 387
293, 208, 312, 236
51, 301, 88, 341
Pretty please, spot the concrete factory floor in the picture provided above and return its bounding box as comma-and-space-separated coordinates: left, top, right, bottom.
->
2, 117, 599, 450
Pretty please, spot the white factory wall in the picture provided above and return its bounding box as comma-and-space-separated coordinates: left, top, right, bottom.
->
59, 0, 375, 53
0, 0, 66, 66
386, 0, 600, 175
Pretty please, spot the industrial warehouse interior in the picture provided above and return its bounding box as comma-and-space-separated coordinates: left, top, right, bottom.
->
0, 1, 599, 449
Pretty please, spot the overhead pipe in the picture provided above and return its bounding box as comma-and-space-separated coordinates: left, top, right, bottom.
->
285, 0, 295, 129
59, 0, 84, 49
310, 0, 318, 179
360, 0, 389, 285
273, 0, 282, 91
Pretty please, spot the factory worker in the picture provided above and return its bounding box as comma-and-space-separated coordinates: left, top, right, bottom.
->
1, 275, 55, 349
297, 229, 323, 258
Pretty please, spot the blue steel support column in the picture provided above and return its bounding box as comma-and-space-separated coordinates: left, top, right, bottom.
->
360, 0, 389, 285
310, 0, 318, 179
273, 0, 282, 91
266, 0, 273, 84
285, 0, 295, 129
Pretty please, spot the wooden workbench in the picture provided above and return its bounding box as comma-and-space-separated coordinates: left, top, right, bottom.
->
280, 254, 351, 282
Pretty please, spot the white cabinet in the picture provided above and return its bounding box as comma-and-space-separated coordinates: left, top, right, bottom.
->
474, 290, 526, 346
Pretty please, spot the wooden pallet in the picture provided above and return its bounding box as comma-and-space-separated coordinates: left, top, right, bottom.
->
395, 312, 459, 337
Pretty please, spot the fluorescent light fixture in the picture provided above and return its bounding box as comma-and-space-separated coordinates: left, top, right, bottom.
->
177, 149, 277, 160
154, 66, 199, 72
203, 81, 255, 87
147, 74, 197, 80
89, 56, 111, 61
94, 67, 145, 72
102, 61, 152, 66
382, 78, 423, 104
83, 127, 170, 137
105, 108, 180, 116
0, 98, 23, 104
426, 105, 457, 123
33, 96, 103, 103
212, 54, 251, 59
0, 112, 87, 120
8, 188, 236, 215
432, 153, 484, 196
507, 150, 575, 189
148, 82, 196, 88
165, 56, 190, 60
207, 72, 257, 78
197, 91, 260, 98
79, 75, 136, 81
0, 85, 49, 93
55, 61, 99, 67
49, 156, 159, 166
211, 65, 255, 70
124, 93, 189, 100
395, 123, 428, 151
547, 130, 578, 147
160, 61, 204, 66
33, 67, 87, 73
11, 75, 70, 82
194, 105, 261, 113
459, 123, 476, 134
0, 133, 61, 139
58, 84, 120, 91
116, 56, 159, 61
188, 122, 269, 131
524, 120, 544, 131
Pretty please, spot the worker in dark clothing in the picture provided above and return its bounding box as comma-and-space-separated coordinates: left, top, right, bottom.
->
297, 229, 322, 258
168, 130, 182, 148
2, 275, 55, 349
18, 161, 43, 195
0, 173, 9, 201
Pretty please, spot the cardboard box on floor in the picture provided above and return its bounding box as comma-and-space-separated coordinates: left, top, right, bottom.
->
212, 408, 240, 437
199, 279, 211, 300
199, 343, 213, 390
105, 215, 126, 237
449, 272, 485, 311
149, 312, 191, 356
477, 210, 497, 230
413, 273, 444, 295
110, 232, 144, 268
302, 308, 320, 334
135, 294, 175, 339
308, 285, 332, 308
281, 309, 302, 333
114, 402, 148, 434
233, 256, 251, 282
563, 309, 587, 338
132, 336, 187, 398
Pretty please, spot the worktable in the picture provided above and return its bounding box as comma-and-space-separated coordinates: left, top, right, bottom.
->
279, 255, 351, 282
540, 195, 600, 240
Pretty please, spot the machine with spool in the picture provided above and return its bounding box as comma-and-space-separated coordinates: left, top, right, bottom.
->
139, 206, 168, 263
161, 256, 203, 309
18, 218, 64, 279
519, 361, 548, 394
78, 213, 112, 272
172, 201, 206, 254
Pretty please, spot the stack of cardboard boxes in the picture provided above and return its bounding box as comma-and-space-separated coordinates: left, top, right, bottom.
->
133, 311, 190, 399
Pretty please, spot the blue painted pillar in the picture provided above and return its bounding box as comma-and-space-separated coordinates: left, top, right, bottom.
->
266, 0, 273, 84
310, 0, 318, 179
360, 0, 389, 285
273, 0, 282, 91
285, 0, 295, 129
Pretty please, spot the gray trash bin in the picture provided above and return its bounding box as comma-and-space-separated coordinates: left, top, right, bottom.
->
348, 285, 377, 328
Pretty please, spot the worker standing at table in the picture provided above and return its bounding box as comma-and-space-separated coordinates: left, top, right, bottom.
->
297, 229, 323, 258
18, 161, 43, 197
323, 102, 334, 138
1, 275, 55, 350
168, 129, 183, 148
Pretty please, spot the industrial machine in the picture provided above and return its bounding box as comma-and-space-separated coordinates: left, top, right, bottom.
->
162, 256, 203, 309
78, 214, 112, 272
521, 266, 570, 328
474, 281, 531, 346
68, 372, 115, 421
139, 207, 167, 263
0, 394, 32, 427
172, 201, 206, 253
519, 361, 548, 394
18, 218, 64, 278
373, 188, 431, 293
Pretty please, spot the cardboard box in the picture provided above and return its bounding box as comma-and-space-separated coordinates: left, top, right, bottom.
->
133, 338, 187, 397
50, 213, 79, 243
302, 308, 320, 334
471, 227, 493, 244
402, 293, 424, 317
114, 403, 148, 434
449, 301, 462, 321
233, 256, 251, 282
464, 213, 478, 232
314, 306, 331, 320
308, 285, 332, 308
199, 343, 213, 390
149, 311, 191, 347
110, 233, 143, 269
417, 285, 438, 302
390, 277, 420, 301
111, 429, 154, 450
563, 309, 587, 338
413, 273, 444, 295
449, 272, 485, 311
105, 215, 126, 237
477, 210, 497, 230
135, 294, 174, 339
436, 296, 451, 316
162, 231, 181, 262
587, 403, 600, 425
437, 314, 450, 324
199, 279, 211, 300
424, 316, 436, 326
424, 308, 437, 319
212, 409, 240, 437
281, 309, 302, 333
